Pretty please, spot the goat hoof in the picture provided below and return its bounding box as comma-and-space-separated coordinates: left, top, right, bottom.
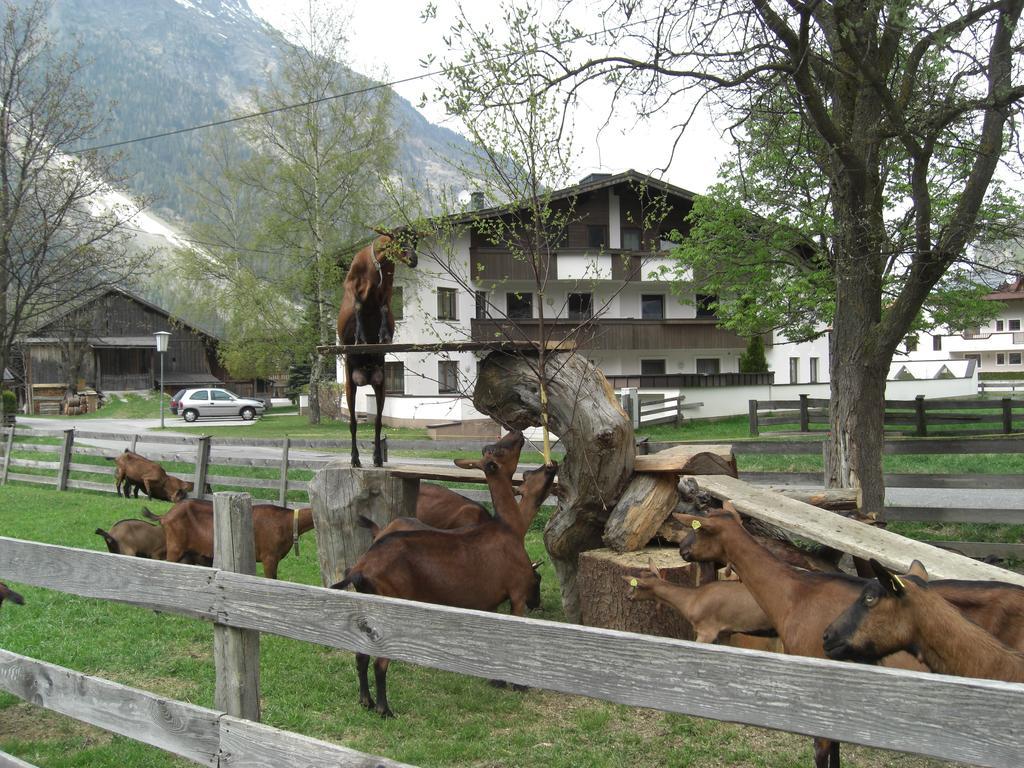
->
373, 457, 384, 468
377, 706, 395, 719
352, 458, 362, 468
360, 696, 375, 710
511, 684, 529, 692
488, 679, 508, 688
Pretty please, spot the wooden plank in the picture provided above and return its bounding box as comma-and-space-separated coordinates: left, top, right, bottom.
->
213, 494, 261, 722
219, 716, 416, 768
690, 474, 1024, 586
213, 572, 1024, 768
68, 461, 115, 475
7, 458, 60, 470
0, 537, 217, 620
316, 339, 575, 355
5, 473, 56, 486
386, 463, 519, 485
602, 474, 681, 551
632, 444, 735, 474
884, 473, 1024, 489
924, 540, 1024, 559
0, 650, 221, 767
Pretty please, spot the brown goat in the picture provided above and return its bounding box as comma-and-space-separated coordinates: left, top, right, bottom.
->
336, 230, 418, 468
107, 449, 191, 502
121, 477, 212, 500
142, 502, 315, 579
623, 563, 775, 644
333, 458, 557, 718
824, 559, 1024, 682
96, 518, 167, 559
0, 583, 24, 610
677, 504, 1024, 767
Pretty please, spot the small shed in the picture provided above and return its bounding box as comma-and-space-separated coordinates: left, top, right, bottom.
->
17, 288, 230, 413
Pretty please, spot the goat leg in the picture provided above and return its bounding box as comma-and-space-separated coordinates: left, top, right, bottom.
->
354, 301, 367, 344
379, 305, 391, 344
356, 653, 375, 710
814, 737, 840, 768
373, 657, 394, 718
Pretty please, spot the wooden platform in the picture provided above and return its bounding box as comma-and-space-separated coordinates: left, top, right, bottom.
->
317, 340, 576, 355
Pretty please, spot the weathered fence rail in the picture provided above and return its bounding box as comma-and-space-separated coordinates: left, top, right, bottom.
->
749, 394, 1024, 437
2, 501, 1024, 768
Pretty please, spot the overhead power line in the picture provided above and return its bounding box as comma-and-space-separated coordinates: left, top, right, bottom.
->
71, 15, 655, 155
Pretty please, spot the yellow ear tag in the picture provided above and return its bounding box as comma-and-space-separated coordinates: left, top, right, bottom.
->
629, 578, 638, 588
893, 575, 905, 589
691, 520, 702, 530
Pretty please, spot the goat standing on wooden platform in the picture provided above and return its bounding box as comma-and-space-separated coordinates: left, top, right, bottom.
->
336, 230, 418, 468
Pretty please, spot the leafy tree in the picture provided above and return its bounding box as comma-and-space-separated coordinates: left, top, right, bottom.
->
525, 0, 1024, 511
180, 2, 398, 423
0, 0, 143, 392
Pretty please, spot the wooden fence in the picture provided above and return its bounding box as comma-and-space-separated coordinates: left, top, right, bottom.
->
749, 394, 1024, 437
618, 390, 703, 427
0, 427, 387, 507
2, 493, 1024, 768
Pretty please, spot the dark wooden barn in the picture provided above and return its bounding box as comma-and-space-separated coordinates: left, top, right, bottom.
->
17, 289, 233, 414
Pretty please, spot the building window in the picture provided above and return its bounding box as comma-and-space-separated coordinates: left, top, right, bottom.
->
789, 357, 800, 384
904, 335, 918, 352
621, 227, 641, 250
384, 362, 405, 394
809, 357, 819, 383
475, 291, 488, 320
437, 287, 457, 321
587, 225, 607, 248
696, 294, 717, 318
996, 319, 1005, 332
391, 287, 403, 321
438, 361, 459, 393
507, 292, 533, 319
640, 359, 666, 375
1011, 319, 1022, 331
641, 294, 664, 320
932, 334, 942, 351
997, 353, 1006, 365
696, 358, 721, 375
1011, 353, 1023, 365
568, 293, 593, 321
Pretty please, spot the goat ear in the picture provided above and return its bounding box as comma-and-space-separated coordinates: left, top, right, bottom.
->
647, 560, 663, 580
671, 512, 699, 527
720, 500, 742, 523
453, 457, 482, 470
870, 558, 906, 597
906, 559, 929, 581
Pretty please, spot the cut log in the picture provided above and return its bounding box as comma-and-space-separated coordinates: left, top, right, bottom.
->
602, 474, 680, 552
473, 350, 635, 622
307, 463, 418, 587
765, 486, 860, 511
578, 547, 716, 640
633, 445, 737, 475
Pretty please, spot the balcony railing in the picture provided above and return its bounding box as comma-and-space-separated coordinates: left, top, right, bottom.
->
470, 317, 763, 351
606, 372, 775, 388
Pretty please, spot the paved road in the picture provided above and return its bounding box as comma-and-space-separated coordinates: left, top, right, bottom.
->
14, 416, 1021, 511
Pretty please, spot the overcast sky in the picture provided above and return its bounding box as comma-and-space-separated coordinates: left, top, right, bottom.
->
246, 0, 730, 194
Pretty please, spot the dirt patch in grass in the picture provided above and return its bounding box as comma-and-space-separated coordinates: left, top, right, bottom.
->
0, 702, 114, 746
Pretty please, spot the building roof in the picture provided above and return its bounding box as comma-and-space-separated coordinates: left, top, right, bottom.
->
444, 169, 700, 227
986, 276, 1024, 301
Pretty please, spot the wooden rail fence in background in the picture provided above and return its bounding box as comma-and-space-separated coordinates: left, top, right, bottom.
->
2, 492, 1024, 768
749, 394, 1024, 437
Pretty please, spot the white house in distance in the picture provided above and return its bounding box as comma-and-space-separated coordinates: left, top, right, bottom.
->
903, 276, 1024, 378
337, 170, 976, 427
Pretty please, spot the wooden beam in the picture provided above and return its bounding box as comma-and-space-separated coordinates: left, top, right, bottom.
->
633, 444, 736, 474
316, 340, 575, 355
689, 474, 1024, 586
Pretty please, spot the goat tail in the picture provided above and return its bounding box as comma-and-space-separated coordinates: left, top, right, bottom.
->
140, 507, 161, 523
330, 570, 376, 595
95, 528, 120, 554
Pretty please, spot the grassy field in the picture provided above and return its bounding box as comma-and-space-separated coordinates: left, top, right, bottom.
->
0, 483, 964, 768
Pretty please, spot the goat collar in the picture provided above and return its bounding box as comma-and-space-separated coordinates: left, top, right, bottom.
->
370, 238, 384, 286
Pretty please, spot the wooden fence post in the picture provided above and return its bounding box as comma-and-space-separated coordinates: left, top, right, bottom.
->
748, 399, 759, 436
193, 436, 211, 499
799, 394, 810, 432
213, 492, 261, 722
277, 437, 290, 506
129, 434, 138, 452
1002, 398, 1013, 434
57, 429, 75, 491
914, 395, 927, 437
821, 439, 831, 488
1, 427, 13, 485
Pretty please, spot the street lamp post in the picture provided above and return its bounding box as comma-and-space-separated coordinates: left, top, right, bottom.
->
154, 331, 171, 429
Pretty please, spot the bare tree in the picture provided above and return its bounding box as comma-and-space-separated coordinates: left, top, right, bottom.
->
0, 0, 142, 390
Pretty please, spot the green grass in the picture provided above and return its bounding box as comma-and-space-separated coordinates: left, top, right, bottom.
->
0, 484, 952, 768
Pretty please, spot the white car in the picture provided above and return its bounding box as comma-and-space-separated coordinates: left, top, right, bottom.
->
177, 388, 266, 422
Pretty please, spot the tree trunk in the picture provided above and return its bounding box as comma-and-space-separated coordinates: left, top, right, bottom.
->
473, 350, 635, 622
307, 352, 323, 425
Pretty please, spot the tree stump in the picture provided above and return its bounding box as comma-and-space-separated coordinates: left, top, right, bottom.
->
473, 350, 635, 622
307, 462, 418, 587
578, 547, 716, 640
